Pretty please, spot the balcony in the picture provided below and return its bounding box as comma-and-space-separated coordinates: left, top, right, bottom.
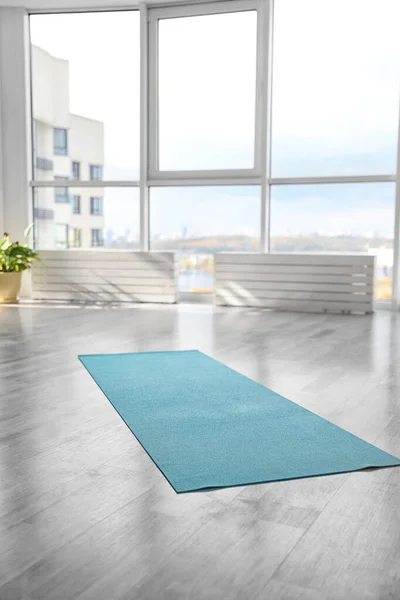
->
34, 208, 54, 220
36, 156, 54, 171
54, 188, 70, 203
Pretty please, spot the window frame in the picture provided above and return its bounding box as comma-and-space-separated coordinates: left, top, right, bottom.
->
91, 228, 104, 247
90, 196, 104, 216
89, 164, 103, 181
54, 188, 69, 203
72, 161, 80, 180
54, 177, 69, 203
70, 227, 82, 248
55, 223, 69, 248
148, 0, 263, 182
71, 194, 81, 214
53, 127, 68, 156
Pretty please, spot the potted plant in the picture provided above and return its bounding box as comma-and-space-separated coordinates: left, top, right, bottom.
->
0, 226, 39, 304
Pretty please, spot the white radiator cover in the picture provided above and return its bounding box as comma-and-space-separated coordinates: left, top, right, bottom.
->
32, 250, 177, 303
214, 253, 375, 314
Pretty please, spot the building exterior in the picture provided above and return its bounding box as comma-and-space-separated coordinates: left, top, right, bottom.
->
31, 45, 104, 249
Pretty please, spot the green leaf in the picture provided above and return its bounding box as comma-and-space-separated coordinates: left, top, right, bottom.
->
0, 236, 12, 251
24, 223, 34, 239
0, 230, 39, 272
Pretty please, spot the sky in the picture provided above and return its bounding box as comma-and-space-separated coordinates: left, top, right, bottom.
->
272, 0, 400, 177
158, 11, 257, 171
29, 0, 400, 238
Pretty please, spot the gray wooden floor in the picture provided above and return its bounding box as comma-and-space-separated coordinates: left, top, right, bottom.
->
0, 303, 399, 600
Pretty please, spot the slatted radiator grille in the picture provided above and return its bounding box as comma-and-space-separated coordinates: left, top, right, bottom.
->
32, 251, 177, 303
214, 253, 375, 314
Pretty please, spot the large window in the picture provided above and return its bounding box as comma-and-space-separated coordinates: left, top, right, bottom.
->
150, 4, 258, 174
28, 2, 400, 306
150, 186, 260, 292
30, 11, 140, 181
271, 0, 400, 177
34, 187, 140, 250
271, 183, 396, 301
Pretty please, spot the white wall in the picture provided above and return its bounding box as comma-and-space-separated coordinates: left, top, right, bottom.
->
0, 8, 32, 296
31, 46, 69, 127
0, 8, 32, 242
69, 114, 104, 175
0, 60, 3, 236
35, 121, 53, 164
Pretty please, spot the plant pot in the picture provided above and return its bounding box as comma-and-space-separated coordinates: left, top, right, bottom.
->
0, 272, 23, 304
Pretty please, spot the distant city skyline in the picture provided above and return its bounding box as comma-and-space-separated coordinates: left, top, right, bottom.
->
100, 182, 395, 239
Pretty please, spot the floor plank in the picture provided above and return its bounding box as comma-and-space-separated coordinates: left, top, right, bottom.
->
0, 303, 399, 599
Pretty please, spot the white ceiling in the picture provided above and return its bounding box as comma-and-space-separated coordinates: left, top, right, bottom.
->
0, 0, 213, 8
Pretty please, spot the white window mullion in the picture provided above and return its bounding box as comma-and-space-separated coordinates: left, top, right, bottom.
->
148, 3, 159, 181
270, 174, 396, 185
259, 0, 274, 253
148, 176, 260, 187
392, 95, 400, 310
140, 3, 150, 251
31, 180, 140, 188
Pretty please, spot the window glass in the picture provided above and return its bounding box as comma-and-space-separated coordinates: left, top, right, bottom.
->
271, 0, 400, 176
150, 186, 260, 292
54, 177, 69, 203
71, 195, 81, 214
34, 187, 140, 250
271, 183, 396, 301
30, 11, 140, 180
90, 197, 104, 216
91, 229, 104, 247
70, 228, 81, 247
72, 161, 80, 180
53, 128, 68, 156
55, 224, 69, 248
157, 10, 257, 171
90, 165, 103, 181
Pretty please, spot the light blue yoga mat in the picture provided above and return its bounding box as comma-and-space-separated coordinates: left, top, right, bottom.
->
79, 350, 400, 493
